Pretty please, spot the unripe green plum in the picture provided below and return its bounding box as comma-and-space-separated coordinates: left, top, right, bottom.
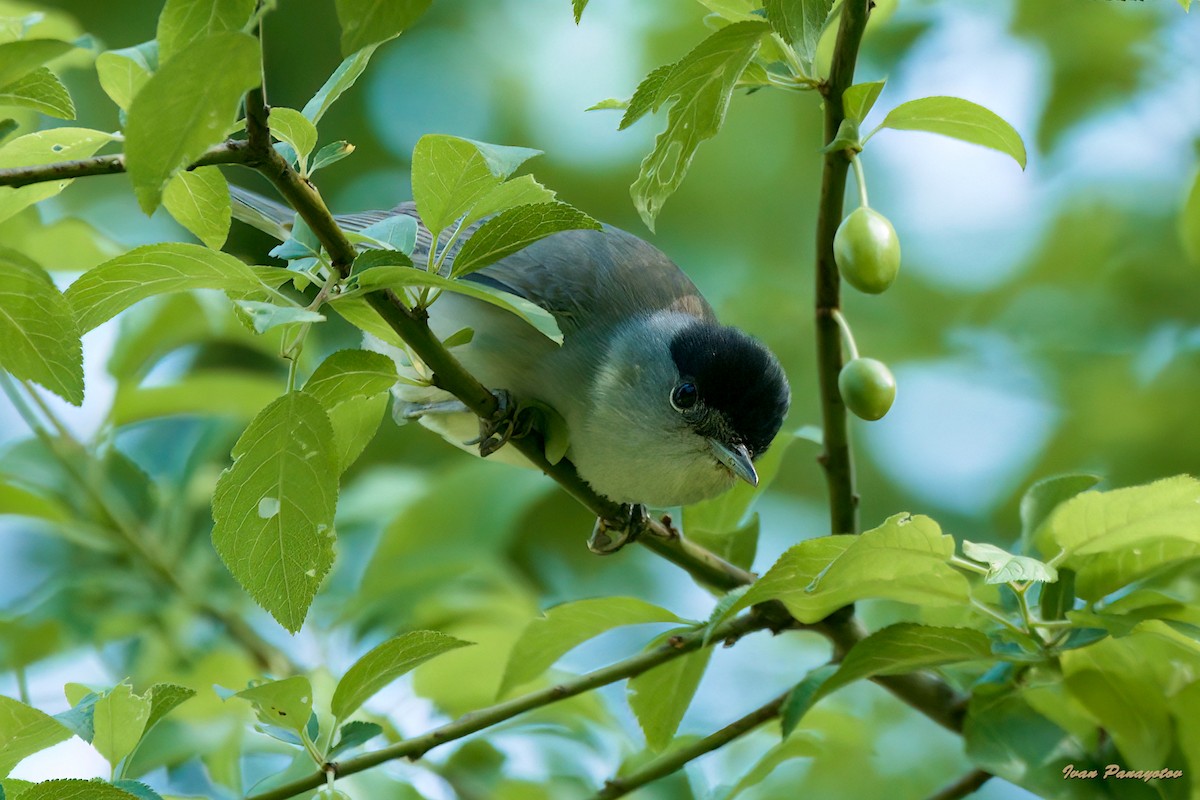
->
838, 357, 896, 421
834, 207, 901, 294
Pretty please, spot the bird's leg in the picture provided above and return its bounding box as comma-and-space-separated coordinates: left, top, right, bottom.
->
588, 503, 649, 554
393, 398, 471, 421
465, 389, 534, 457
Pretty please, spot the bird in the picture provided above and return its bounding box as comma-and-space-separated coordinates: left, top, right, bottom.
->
231, 187, 790, 512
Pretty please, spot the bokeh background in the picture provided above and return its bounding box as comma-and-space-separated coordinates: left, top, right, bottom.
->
1, 1, 1198, 798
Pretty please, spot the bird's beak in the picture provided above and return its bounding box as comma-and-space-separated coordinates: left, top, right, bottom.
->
708, 439, 758, 488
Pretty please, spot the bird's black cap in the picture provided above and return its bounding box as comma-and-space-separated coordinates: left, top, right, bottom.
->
668, 321, 790, 457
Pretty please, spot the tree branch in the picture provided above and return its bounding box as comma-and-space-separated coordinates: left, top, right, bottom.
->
814, 0, 871, 535
590, 692, 787, 800
0, 140, 252, 188
927, 768, 993, 800
245, 611, 774, 800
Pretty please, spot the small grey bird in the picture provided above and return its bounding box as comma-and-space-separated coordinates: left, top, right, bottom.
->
233, 189, 790, 509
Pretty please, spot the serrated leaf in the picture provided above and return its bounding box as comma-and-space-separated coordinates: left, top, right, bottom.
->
877, 96, 1027, 170
628, 628, 713, 751
53, 689, 98, 742
111, 780, 163, 800
0, 127, 115, 224
779, 663, 837, 738
95, 42, 157, 112
815, 624, 991, 703
499, 597, 685, 697
302, 48, 377, 124
125, 32, 260, 213
585, 97, 626, 112
162, 166, 231, 249
463, 175, 557, 227
572, 0, 589, 23
630, 21, 769, 229
305, 349, 397, 407
211, 392, 338, 632
961, 541, 1058, 584
450, 202, 600, 277
143, 684, 195, 732
411, 135, 541, 238
842, 80, 884, 124
15, 780, 142, 800
350, 265, 563, 344
335, 0, 431, 56
269, 107, 317, 167
618, 63, 672, 130
0, 695, 71, 777
0, 39, 75, 90
1018, 473, 1101, 551
155, 0, 255, 63
236, 676, 313, 734
0, 248, 83, 404
331, 631, 471, 720
91, 682, 151, 770
720, 514, 969, 625
328, 721, 381, 759
66, 242, 264, 332
1179, 169, 1200, 265
234, 300, 324, 334
764, 0, 833, 69
0, 67, 74, 119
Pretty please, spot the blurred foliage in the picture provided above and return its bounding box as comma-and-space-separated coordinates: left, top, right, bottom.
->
0, 1, 1198, 799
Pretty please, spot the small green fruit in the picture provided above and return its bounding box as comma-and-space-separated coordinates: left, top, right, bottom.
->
838, 357, 896, 421
834, 207, 901, 294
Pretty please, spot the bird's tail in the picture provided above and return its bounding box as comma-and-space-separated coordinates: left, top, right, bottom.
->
229, 185, 295, 242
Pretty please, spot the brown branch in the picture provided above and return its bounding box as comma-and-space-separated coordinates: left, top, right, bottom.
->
813, 0, 871, 535
927, 768, 993, 800
590, 692, 787, 800
0, 140, 252, 188
245, 612, 774, 800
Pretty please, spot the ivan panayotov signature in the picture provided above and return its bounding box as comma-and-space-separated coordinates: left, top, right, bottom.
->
1064, 765, 1184, 781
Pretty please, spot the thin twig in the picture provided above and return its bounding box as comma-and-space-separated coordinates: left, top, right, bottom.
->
590, 692, 788, 800
245, 612, 773, 800
0, 140, 251, 188
927, 768, 993, 800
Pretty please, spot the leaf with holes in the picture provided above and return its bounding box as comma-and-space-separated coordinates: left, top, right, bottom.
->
0, 127, 115, 224
236, 676, 313, 734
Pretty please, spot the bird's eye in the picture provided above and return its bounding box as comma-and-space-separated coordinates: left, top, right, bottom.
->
671, 382, 699, 411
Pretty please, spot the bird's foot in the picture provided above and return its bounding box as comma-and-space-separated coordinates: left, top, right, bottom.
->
465, 389, 533, 457
394, 398, 470, 423
588, 504, 650, 555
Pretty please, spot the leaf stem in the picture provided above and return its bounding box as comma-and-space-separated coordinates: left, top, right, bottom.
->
850, 153, 869, 208
590, 692, 788, 800
830, 308, 859, 361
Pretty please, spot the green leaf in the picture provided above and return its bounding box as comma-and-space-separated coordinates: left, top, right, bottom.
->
305, 349, 398, 473
311, 140, 355, 173
0, 127, 115, 224
722, 514, 970, 624
961, 541, 1057, 584
162, 166, 231, 249
0, 480, 69, 522
0, 248, 83, 404
779, 663, 838, 738
816, 624, 992, 702
689, 514, 759, 573
411, 135, 541, 238
233, 300, 325, 334
356, 216, 417, 255
125, 32, 260, 213
1180, 169, 1200, 265
350, 265, 563, 344
450, 202, 600, 277
628, 629, 713, 751
112, 781, 163, 800
0, 67, 74, 119
66, 242, 264, 333
328, 721, 382, 759
499, 597, 685, 697
143, 683, 195, 732
235, 676, 313, 734
463, 175, 557, 227
155, 0, 255, 63
1073, 538, 1200, 603
91, 682, 151, 770
618, 64, 672, 130
572, 0, 588, 24
630, 20, 769, 229
764, 0, 833, 69
0, 39, 75, 90
331, 631, 471, 721
95, 42, 157, 112
586, 98, 626, 112
211, 392, 339, 632
0, 696, 71, 777
724, 731, 821, 799
15, 780, 142, 800
335, 0, 431, 56
876, 96, 1027, 170
842, 80, 884, 124
1018, 473, 1101, 550
269, 107, 318, 167
109, 371, 281, 426
1061, 621, 1199, 767
302, 47, 377, 124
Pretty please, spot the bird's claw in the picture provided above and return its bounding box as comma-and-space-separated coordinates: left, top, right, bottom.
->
465, 389, 532, 457
588, 504, 649, 554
